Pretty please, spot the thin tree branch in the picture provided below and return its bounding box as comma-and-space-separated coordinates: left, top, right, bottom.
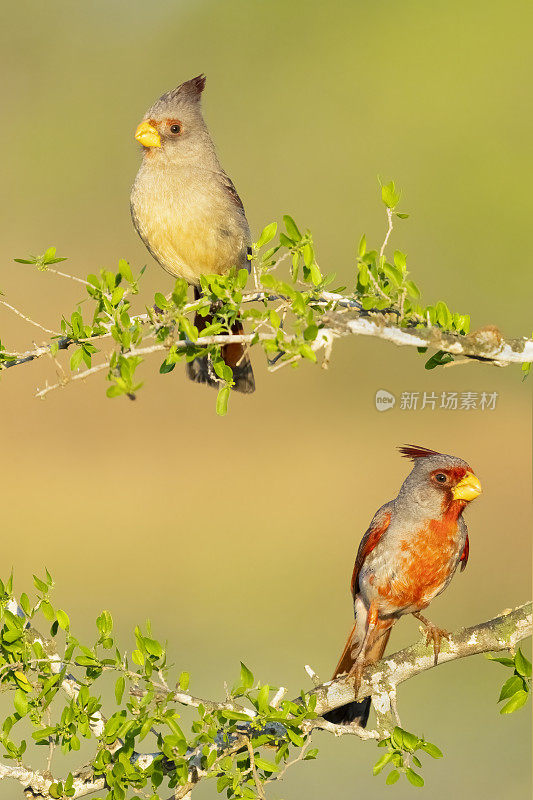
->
0, 602, 529, 799
309, 602, 532, 724
0, 300, 61, 336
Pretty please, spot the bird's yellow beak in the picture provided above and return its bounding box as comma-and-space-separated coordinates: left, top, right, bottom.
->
134, 121, 161, 148
452, 472, 482, 501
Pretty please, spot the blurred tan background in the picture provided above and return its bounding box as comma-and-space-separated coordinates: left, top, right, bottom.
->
0, 1, 531, 798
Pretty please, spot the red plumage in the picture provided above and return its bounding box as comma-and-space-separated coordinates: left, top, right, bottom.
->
350, 512, 391, 599
325, 446, 481, 728
399, 444, 440, 460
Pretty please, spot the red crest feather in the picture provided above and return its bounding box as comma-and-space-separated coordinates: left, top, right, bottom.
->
399, 444, 440, 461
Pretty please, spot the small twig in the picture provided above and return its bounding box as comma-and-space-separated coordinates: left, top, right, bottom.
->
45, 709, 54, 774
304, 665, 321, 687
303, 717, 380, 741
0, 300, 61, 336
44, 268, 92, 287
245, 739, 267, 800
36, 361, 111, 399
379, 207, 394, 260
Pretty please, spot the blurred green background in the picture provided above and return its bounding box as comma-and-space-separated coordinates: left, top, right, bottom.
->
0, 1, 531, 797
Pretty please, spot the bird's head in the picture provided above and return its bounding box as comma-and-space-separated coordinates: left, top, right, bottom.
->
134, 74, 212, 164
397, 445, 482, 516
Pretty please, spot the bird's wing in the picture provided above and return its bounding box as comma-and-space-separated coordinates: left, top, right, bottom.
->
459, 534, 469, 572
350, 503, 393, 600
221, 173, 246, 214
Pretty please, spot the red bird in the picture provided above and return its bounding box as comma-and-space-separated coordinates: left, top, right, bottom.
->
325, 445, 482, 727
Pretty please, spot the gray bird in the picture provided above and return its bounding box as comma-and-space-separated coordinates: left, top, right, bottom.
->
130, 74, 255, 393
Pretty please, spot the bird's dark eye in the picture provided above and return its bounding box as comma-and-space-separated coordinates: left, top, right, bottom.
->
170, 124, 181, 134
435, 473, 447, 483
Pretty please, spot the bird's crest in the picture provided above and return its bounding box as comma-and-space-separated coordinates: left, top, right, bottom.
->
176, 74, 206, 100
399, 444, 440, 461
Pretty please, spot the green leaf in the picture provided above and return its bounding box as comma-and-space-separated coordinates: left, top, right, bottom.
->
373, 753, 393, 775
254, 756, 279, 773
216, 386, 230, 417
406, 768, 424, 787
498, 675, 524, 702
303, 242, 314, 268
391, 727, 404, 749
385, 770, 400, 785
487, 655, 515, 667
287, 728, 305, 747
269, 309, 281, 329
144, 637, 163, 658
400, 730, 419, 751
154, 292, 169, 310
76, 655, 99, 667
19, 594, 31, 616
381, 180, 401, 209
393, 250, 406, 270
33, 575, 49, 593
500, 690, 529, 714
240, 663, 254, 691
279, 233, 295, 248
420, 742, 443, 759
310, 262, 322, 286
404, 280, 420, 299
14, 688, 29, 717
256, 684, 270, 714
299, 344, 317, 362
179, 671, 190, 691
221, 710, 255, 721
435, 300, 453, 329
115, 677, 125, 705
425, 350, 454, 370
14, 672, 32, 692
358, 234, 366, 258
56, 609, 70, 630
180, 317, 198, 342
118, 259, 133, 282
283, 215, 302, 242
304, 324, 318, 341
382, 263, 402, 287
70, 348, 84, 371
255, 222, 278, 249
514, 649, 532, 678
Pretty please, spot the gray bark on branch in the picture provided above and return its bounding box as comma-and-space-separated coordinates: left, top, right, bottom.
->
1, 602, 530, 799
310, 602, 532, 727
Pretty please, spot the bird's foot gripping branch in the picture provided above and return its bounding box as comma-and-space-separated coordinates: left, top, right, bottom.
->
1, 182, 532, 414
0, 575, 530, 799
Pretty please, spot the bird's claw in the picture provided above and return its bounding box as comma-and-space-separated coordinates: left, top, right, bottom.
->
423, 624, 450, 665
347, 660, 366, 694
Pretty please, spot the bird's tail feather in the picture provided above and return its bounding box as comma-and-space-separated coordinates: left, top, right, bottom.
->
186, 287, 255, 393
323, 625, 391, 727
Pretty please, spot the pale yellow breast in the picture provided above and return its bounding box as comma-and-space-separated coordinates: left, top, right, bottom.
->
131, 163, 250, 285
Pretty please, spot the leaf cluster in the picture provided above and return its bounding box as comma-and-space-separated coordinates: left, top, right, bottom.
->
0, 181, 481, 413
373, 726, 443, 787
488, 648, 532, 714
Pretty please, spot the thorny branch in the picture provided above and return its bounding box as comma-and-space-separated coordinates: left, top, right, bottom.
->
1, 602, 529, 799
